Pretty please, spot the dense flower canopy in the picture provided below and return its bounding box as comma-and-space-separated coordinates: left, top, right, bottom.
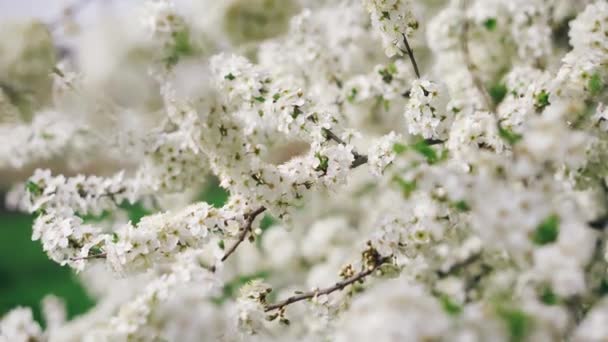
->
2, 0, 608, 341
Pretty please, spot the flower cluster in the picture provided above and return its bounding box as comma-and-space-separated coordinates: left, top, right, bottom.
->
1, 0, 608, 341
404, 78, 452, 140
364, 0, 419, 57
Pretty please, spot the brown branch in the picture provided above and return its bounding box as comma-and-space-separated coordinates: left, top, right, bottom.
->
350, 153, 369, 169
459, 2, 494, 112
66, 207, 267, 265
321, 128, 368, 168
220, 206, 267, 262
400, 34, 421, 79
264, 256, 391, 312
322, 127, 348, 146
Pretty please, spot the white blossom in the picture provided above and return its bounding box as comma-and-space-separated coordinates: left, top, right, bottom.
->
364, 0, 419, 57
404, 79, 452, 140
0, 307, 42, 342
1, 0, 608, 340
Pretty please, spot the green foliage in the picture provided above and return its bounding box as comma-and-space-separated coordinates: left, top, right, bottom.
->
483, 18, 497, 31
539, 286, 559, 305
0, 211, 94, 324
260, 214, 278, 231
392, 176, 417, 198
378, 66, 395, 84
119, 202, 151, 225
496, 305, 533, 342
347, 88, 358, 103
198, 176, 230, 208
452, 200, 471, 212
589, 73, 603, 96
498, 125, 522, 145
392, 140, 447, 164
489, 83, 508, 105
165, 30, 195, 67
534, 90, 550, 111
411, 140, 439, 164
440, 295, 462, 316
314, 153, 329, 174
25, 181, 42, 197
392, 142, 407, 154
531, 215, 559, 245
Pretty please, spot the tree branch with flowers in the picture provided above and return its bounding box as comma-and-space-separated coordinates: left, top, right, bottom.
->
2, 0, 608, 341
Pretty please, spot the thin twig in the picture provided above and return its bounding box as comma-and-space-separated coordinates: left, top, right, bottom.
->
350, 153, 369, 169
400, 34, 421, 79
459, 2, 494, 112
70, 253, 107, 261
264, 256, 391, 312
589, 216, 608, 230
220, 206, 267, 262
424, 138, 445, 146
436, 252, 481, 278
322, 127, 348, 145
65, 207, 267, 265
321, 127, 368, 169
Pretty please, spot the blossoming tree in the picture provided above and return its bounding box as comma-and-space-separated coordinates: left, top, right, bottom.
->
2, 0, 608, 340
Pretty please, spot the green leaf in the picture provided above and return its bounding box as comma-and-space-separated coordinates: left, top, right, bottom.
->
589, 73, 603, 96
89, 246, 103, 256
165, 30, 195, 67
411, 140, 438, 164
483, 18, 497, 31
347, 88, 358, 103
440, 295, 462, 316
291, 106, 303, 119
452, 200, 471, 212
539, 287, 559, 305
392, 142, 407, 154
315, 153, 329, 173
534, 90, 550, 110
378, 68, 393, 84
387, 63, 398, 74
25, 181, 42, 197
531, 214, 559, 245
253, 96, 266, 103
393, 176, 417, 198
224, 73, 236, 81
496, 306, 532, 342
498, 125, 522, 145
598, 278, 608, 296
489, 83, 507, 105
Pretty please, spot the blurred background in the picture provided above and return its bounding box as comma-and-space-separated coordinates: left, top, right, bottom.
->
0, 198, 95, 323
0, 0, 91, 324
